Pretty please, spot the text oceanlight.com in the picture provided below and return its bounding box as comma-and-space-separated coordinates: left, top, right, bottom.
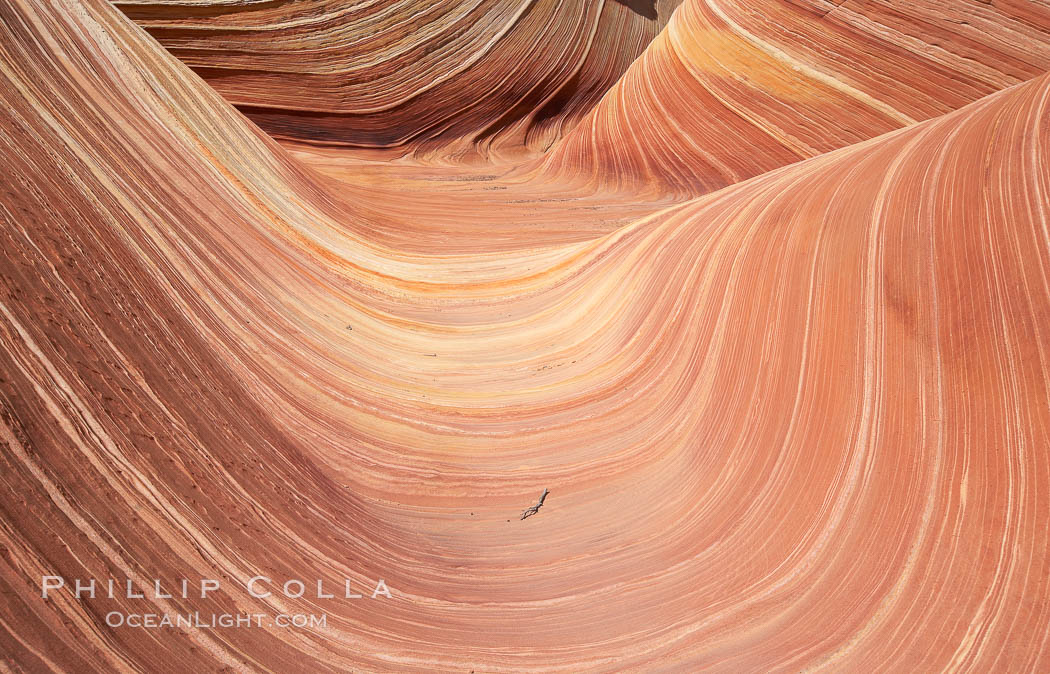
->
41, 575, 392, 629
106, 611, 328, 629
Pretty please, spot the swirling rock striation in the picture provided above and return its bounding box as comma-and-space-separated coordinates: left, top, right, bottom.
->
113, 0, 683, 159
536, 0, 1050, 195
0, 0, 1049, 671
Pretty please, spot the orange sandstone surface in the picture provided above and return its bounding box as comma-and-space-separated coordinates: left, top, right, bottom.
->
1, 0, 1049, 671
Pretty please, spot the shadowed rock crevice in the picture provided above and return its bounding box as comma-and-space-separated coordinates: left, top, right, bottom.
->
614, 0, 659, 20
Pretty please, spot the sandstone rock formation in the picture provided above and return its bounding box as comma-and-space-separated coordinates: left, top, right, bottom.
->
535, 0, 1050, 195
115, 0, 683, 159
1, 0, 1049, 670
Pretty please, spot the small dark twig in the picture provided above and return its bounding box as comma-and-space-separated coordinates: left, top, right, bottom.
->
520, 488, 549, 520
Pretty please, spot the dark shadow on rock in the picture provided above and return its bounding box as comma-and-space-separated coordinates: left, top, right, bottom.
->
613, 0, 658, 20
